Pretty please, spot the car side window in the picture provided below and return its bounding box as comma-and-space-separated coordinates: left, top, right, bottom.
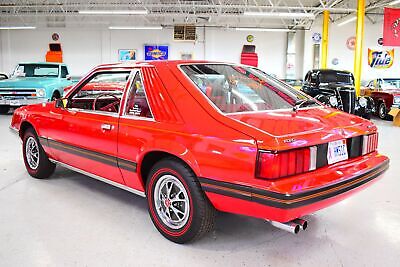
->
61, 66, 68, 78
124, 72, 153, 118
68, 71, 130, 113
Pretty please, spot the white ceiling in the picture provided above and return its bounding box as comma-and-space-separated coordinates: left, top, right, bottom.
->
0, 0, 394, 29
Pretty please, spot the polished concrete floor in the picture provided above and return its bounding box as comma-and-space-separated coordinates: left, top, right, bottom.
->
0, 113, 399, 267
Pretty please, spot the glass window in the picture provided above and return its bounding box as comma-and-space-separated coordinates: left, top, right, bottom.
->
124, 72, 153, 118
318, 71, 354, 85
61, 66, 69, 78
13, 64, 59, 77
68, 72, 130, 113
181, 64, 315, 113
381, 79, 400, 89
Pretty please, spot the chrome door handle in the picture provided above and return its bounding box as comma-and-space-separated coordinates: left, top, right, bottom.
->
101, 124, 112, 131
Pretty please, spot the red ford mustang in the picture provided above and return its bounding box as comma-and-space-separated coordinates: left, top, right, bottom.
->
10, 61, 389, 243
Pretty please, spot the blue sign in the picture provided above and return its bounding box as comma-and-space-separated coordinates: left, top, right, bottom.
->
312, 32, 322, 44
144, 45, 169, 60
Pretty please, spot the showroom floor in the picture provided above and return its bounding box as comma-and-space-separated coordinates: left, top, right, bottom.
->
0, 113, 399, 266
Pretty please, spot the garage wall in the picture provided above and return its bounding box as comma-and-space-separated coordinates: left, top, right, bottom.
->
303, 18, 398, 82
0, 27, 287, 77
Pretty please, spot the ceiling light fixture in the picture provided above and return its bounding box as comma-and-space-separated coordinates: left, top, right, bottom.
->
0, 26, 36, 30
337, 16, 357, 27
243, 11, 315, 19
79, 10, 148, 15
108, 26, 162, 30
235, 27, 295, 32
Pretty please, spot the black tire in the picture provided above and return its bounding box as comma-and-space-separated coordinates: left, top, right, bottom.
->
22, 128, 56, 179
377, 102, 392, 120
0, 105, 10, 114
146, 158, 215, 244
51, 91, 61, 101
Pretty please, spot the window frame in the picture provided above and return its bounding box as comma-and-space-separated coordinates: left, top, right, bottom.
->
66, 69, 133, 117
121, 70, 155, 121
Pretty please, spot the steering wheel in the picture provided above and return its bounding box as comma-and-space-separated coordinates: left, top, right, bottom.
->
92, 93, 120, 112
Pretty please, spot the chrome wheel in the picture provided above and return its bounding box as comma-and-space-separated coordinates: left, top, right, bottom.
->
26, 136, 40, 170
379, 103, 386, 119
153, 174, 190, 229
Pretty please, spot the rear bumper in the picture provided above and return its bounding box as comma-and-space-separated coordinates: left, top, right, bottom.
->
200, 153, 389, 222
0, 97, 47, 106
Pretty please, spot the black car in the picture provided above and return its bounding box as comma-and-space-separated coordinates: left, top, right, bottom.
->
302, 69, 373, 119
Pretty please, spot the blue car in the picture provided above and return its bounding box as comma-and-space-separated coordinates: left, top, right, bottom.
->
0, 62, 74, 114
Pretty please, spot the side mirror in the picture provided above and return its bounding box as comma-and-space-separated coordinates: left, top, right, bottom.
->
55, 98, 66, 108
66, 75, 72, 80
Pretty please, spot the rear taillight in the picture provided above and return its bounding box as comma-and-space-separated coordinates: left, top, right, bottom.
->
362, 133, 378, 155
256, 146, 317, 180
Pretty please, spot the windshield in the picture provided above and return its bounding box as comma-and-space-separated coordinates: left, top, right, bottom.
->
181, 64, 317, 113
381, 79, 400, 89
319, 71, 354, 85
13, 64, 59, 78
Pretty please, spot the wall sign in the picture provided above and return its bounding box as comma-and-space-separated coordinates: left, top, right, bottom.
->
144, 45, 169, 60
118, 49, 137, 61
346, 36, 356, 50
368, 48, 394, 69
52, 33, 59, 41
312, 32, 322, 44
246, 35, 254, 43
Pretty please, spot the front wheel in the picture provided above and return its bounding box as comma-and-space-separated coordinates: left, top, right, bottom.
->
22, 128, 56, 179
146, 158, 215, 243
378, 102, 388, 120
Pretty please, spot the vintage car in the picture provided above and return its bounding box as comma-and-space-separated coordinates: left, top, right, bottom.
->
364, 78, 400, 120
0, 62, 74, 114
10, 61, 389, 243
302, 69, 374, 119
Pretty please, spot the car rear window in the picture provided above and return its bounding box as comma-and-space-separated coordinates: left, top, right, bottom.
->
181, 64, 312, 113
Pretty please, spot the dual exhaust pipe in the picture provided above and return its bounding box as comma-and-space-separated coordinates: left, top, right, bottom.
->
268, 218, 308, 234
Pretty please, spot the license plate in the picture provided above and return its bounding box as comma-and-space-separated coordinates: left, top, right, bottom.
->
327, 139, 348, 165
9, 99, 21, 106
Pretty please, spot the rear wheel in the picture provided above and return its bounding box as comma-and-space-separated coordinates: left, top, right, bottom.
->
146, 158, 215, 244
0, 105, 10, 114
22, 128, 56, 179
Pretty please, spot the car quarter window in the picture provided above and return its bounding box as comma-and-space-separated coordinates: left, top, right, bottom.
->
67, 71, 130, 113
124, 72, 153, 118
61, 66, 69, 78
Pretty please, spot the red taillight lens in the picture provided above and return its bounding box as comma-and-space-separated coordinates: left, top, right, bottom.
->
362, 133, 378, 155
256, 147, 317, 180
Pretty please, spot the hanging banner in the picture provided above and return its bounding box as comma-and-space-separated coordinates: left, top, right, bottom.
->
383, 7, 400, 46
144, 45, 168, 60
368, 48, 394, 69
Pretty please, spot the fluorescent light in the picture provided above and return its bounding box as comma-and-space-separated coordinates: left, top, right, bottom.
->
389, 0, 400, 5
109, 26, 162, 30
0, 26, 36, 30
79, 10, 148, 15
243, 11, 315, 19
337, 16, 357, 27
235, 27, 294, 32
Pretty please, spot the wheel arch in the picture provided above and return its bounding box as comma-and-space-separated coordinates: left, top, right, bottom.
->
19, 120, 35, 139
138, 149, 201, 188
51, 88, 62, 100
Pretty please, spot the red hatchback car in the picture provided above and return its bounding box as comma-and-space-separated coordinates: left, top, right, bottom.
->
10, 61, 389, 243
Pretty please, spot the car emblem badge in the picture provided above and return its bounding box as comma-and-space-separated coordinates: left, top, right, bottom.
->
283, 138, 296, 143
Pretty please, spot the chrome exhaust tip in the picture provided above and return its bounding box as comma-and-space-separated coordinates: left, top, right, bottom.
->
293, 218, 308, 231
268, 220, 301, 234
